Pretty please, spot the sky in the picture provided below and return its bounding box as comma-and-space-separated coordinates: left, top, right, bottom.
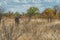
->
0, 0, 60, 13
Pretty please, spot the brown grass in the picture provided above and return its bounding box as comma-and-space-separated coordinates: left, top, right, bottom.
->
0, 18, 60, 40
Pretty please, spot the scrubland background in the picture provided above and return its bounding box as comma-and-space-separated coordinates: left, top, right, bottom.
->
0, 6, 60, 40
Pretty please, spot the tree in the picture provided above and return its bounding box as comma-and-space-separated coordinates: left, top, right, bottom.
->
14, 12, 21, 25
3, 12, 14, 18
54, 5, 60, 15
27, 7, 39, 21
27, 7, 39, 17
43, 8, 55, 22
54, 6, 60, 19
14, 12, 21, 18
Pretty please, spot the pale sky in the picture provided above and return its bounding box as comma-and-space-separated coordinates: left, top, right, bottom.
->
0, 0, 60, 13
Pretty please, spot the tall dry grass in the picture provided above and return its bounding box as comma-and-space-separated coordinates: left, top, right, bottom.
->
0, 18, 60, 40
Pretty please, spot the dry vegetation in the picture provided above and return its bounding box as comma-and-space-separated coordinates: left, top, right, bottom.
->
0, 6, 60, 40
0, 18, 60, 40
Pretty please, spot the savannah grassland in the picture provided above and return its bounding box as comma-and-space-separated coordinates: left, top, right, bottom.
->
0, 18, 60, 40
0, 6, 60, 40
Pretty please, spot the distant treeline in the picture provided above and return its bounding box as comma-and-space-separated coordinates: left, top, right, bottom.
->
0, 6, 60, 20
0, 6, 60, 19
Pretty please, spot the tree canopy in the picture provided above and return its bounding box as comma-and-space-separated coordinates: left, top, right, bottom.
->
27, 7, 39, 17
